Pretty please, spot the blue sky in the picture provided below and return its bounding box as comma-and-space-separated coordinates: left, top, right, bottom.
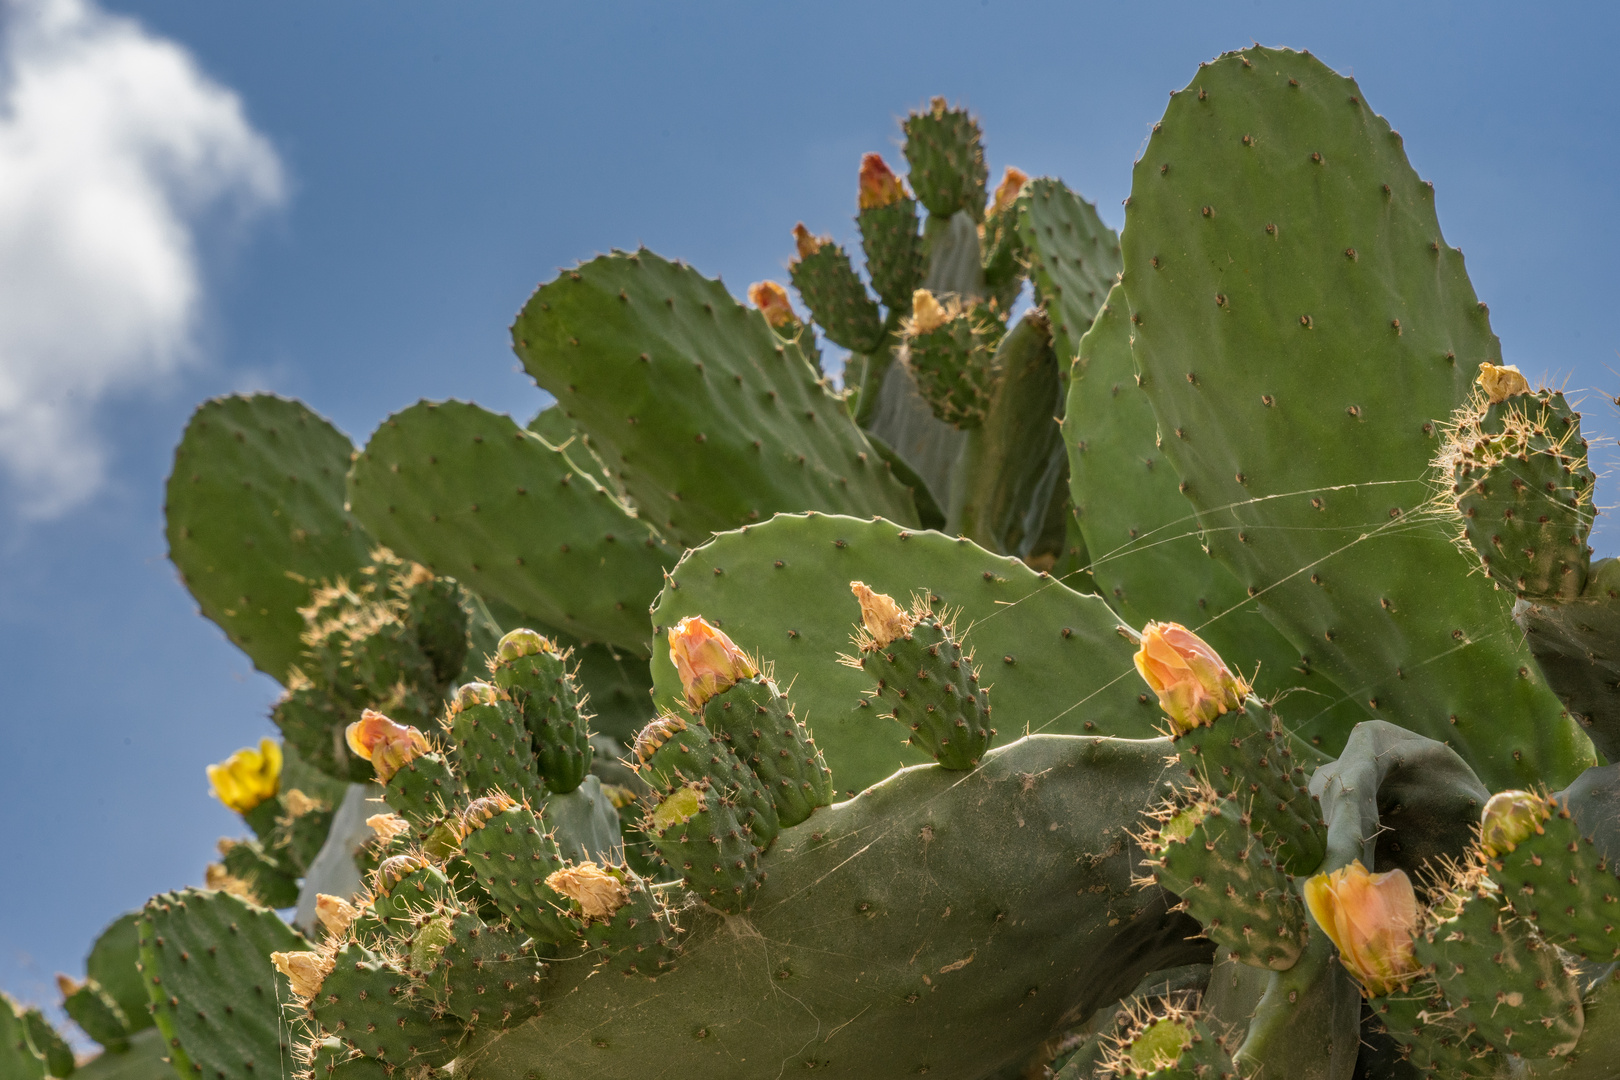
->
3, 0, 1619, 1023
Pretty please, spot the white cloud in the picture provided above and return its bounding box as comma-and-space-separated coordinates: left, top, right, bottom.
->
0, 0, 282, 518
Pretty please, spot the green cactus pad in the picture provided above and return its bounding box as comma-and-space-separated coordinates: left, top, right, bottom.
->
347, 400, 673, 654
902, 98, 988, 222
1111, 1012, 1238, 1079
0, 997, 46, 1080
400, 572, 473, 688
1493, 802, 1620, 961
62, 977, 132, 1051
462, 733, 1208, 1080
1517, 559, 1620, 762
512, 249, 918, 550
87, 913, 155, 1037
19, 1007, 74, 1077
573, 867, 680, 978
1173, 699, 1326, 875
649, 512, 1157, 794
1369, 986, 1501, 1078
444, 688, 546, 806
1447, 387, 1594, 600
789, 239, 884, 354
901, 299, 1004, 429
381, 751, 458, 829
420, 911, 547, 1029
165, 394, 373, 682
1016, 177, 1122, 365
1065, 285, 1369, 750
643, 782, 763, 913
310, 943, 461, 1066
459, 801, 578, 946
1147, 795, 1308, 971
635, 715, 778, 848
370, 859, 455, 930
700, 675, 833, 828
1415, 877, 1583, 1063
858, 198, 922, 312
855, 609, 994, 770
1121, 46, 1589, 788
136, 889, 309, 1080
489, 634, 594, 795
220, 837, 300, 909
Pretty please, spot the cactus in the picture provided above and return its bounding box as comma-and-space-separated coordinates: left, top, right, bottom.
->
46, 42, 1620, 1080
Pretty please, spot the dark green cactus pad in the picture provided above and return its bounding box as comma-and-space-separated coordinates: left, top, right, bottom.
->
489, 638, 593, 795
71, 1029, 174, 1080
1065, 286, 1370, 751
370, 861, 455, 929
62, 978, 132, 1051
459, 802, 578, 946
1369, 987, 1500, 1078
465, 734, 1209, 1080
421, 911, 546, 1029
789, 240, 884, 354
858, 198, 922, 312
978, 202, 1026, 316
220, 837, 301, 909
1121, 46, 1590, 789
347, 400, 673, 653
87, 913, 155, 1037
901, 300, 1004, 429
136, 889, 309, 1080
636, 716, 777, 849
857, 613, 994, 770
165, 394, 373, 682
400, 573, 472, 688
1517, 558, 1620, 762
700, 675, 833, 828
444, 690, 546, 806
1449, 388, 1594, 600
649, 512, 1158, 794
310, 943, 461, 1066
1109, 1012, 1239, 1079
381, 751, 458, 828
902, 98, 988, 222
1174, 700, 1326, 875
19, 1007, 74, 1077
1493, 805, 1620, 961
1147, 796, 1308, 971
580, 870, 680, 978
0, 997, 46, 1080
512, 249, 919, 549
1016, 177, 1122, 366
643, 782, 763, 913
1414, 879, 1583, 1063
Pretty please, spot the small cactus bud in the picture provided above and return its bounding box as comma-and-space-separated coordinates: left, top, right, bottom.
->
375, 853, 428, 894
1303, 860, 1421, 996
315, 894, 360, 937
633, 714, 688, 763
668, 615, 758, 709
365, 813, 409, 843
344, 709, 431, 783
748, 281, 799, 329
1479, 790, 1551, 857
850, 581, 915, 648
271, 950, 334, 1000
546, 862, 631, 921
989, 166, 1028, 216
54, 975, 82, 999
858, 152, 908, 210
205, 738, 282, 813
792, 222, 826, 261
461, 792, 518, 831
650, 783, 705, 831
496, 627, 554, 661
1478, 362, 1531, 403
908, 289, 950, 334
451, 680, 501, 711
1132, 622, 1250, 736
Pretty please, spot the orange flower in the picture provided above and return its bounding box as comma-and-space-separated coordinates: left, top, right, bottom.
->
668, 616, 757, 709
344, 709, 430, 784
1132, 622, 1249, 735
858, 153, 908, 210
850, 581, 914, 648
1477, 362, 1530, 404
1303, 861, 1422, 996
990, 166, 1029, 216
748, 281, 799, 329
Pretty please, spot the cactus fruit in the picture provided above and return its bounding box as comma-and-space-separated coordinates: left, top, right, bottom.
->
458, 794, 577, 946
443, 682, 547, 805
899, 289, 1005, 429
902, 97, 989, 222
697, 673, 833, 828
789, 224, 885, 354
856, 153, 922, 313
488, 628, 595, 795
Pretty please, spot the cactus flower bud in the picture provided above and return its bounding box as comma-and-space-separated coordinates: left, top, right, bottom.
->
650, 783, 705, 831
451, 680, 501, 711
850, 581, 915, 648
496, 627, 554, 662
858, 152, 909, 210
1477, 362, 1531, 404
668, 615, 758, 709
315, 893, 360, 937
206, 738, 282, 813
1479, 790, 1551, 857
271, 950, 334, 1000
461, 792, 518, 831
545, 862, 630, 921
376, 853, 428, 894
748, 281, 799, 329
344, 709, 431, 784
792, 222, 826, 261
989, 166, 1029, 216
55, 974, 81, 998
1132, 622, 1250, 736
633, 714, 688, 763
907, 289, 950, 334
1303, 861, 1422, 996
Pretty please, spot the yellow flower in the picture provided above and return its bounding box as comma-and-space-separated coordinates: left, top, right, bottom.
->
858, 152, 908, 210
546, 862, 630, 921
1303, 861, 1422, 996
850, 581, 914, 648
1477, 362, 1530, 404
748, 281, 799, 330
990, 166, 1029, 216
668, 616, 757, 709
907, 289, 950, 334
1132, 622, 1249, 736
344, 709, 430, 784
206, 738, 282, 813
270, 951, 333, 1000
